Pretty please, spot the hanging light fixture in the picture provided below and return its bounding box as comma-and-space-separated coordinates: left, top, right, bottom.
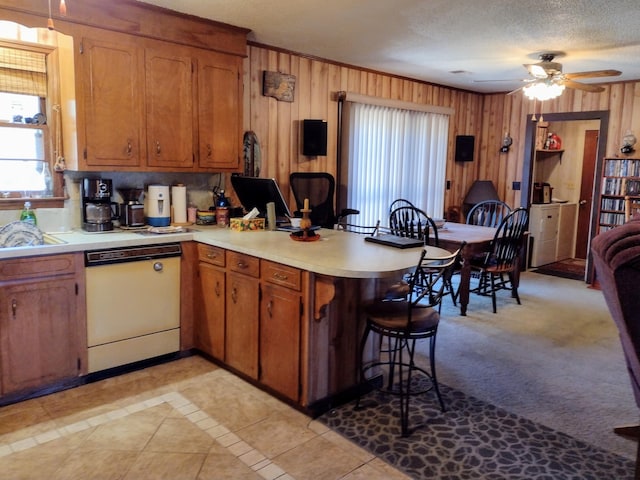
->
522, 79, 565, 101
47, 0, 67, 30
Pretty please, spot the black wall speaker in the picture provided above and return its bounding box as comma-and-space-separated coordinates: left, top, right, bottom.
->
302, 119, 328, 156
455, 135, 475, 162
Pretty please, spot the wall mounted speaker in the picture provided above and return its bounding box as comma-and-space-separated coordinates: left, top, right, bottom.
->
455, 135, 475, 162
302, 119, 328, 156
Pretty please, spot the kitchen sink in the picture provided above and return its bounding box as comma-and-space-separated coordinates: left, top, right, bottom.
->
42, 233, 67, 245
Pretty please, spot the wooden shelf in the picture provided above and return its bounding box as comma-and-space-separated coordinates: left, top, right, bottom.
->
536, 149, 564, 154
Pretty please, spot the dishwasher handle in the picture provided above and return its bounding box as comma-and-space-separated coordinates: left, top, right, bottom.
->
153, 261, 163, 272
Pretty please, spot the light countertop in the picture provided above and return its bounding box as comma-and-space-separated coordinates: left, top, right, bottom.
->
0, 226, 447, 279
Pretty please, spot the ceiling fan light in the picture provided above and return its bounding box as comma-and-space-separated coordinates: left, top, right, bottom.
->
529, 65, 548, 78
523, 82, 565, 101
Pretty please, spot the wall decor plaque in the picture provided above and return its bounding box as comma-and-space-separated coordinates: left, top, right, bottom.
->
263, 71, 296, 102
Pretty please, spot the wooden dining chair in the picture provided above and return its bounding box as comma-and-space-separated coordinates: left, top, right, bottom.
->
466, 200, 512, 228
389, 198, 416, 215
388, 205, 439, 246
356, 247, 461, 436
468, 207, 528, 313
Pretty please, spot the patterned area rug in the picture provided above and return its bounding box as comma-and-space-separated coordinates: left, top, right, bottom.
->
318, 383, 635, 479
533, 258, 585, 281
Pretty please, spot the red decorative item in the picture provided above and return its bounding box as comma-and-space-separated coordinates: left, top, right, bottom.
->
548, 133, 562, 150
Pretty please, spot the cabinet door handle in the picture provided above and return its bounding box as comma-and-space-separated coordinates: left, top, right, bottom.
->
126, 140, 133, 156
231, 287, 237, 303
207, 143, 212, 158
267, 299, 273, 317
11, 298, 17, 318
215, 281, 221, 297
155, 141, 161, 155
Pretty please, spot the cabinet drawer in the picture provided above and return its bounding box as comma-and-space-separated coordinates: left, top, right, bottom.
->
0, 253, 77, 282
227, 251, 259, 277
261, 260, 301, 291
197, 243, 226, 267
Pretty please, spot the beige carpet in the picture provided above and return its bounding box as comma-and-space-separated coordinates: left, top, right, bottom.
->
417, 270, 638, 461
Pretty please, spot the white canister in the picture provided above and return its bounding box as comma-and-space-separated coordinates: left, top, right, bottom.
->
146, 185, 171, 226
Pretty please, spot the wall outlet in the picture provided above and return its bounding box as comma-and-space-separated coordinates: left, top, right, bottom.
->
512, 181, 521, 191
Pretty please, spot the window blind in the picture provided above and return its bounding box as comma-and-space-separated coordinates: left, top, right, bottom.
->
0, 45, 47, 97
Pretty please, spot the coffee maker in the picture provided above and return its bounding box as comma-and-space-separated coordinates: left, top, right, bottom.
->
118, 188, 145, 227
82, 178, 118, 232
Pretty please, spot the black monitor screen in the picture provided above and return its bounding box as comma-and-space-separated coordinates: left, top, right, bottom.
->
230, 175, 292, 219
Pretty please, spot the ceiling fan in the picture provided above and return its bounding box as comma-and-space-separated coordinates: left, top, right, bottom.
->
507, 52, 622, 96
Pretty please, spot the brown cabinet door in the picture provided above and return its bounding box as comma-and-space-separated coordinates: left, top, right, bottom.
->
197, 51, 242, 171
225, 271, 259, 379
196, 262, 225, 359
80, 36, 144, 168
260, 283, 301, 401
145, 47, 194, 169
1, 278, 80, 395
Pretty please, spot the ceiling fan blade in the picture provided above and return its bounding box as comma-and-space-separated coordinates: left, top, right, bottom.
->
564, 69, 622, 79
507, 85, 526, 96
473, 79, 526, 83
562, 79, 605, 93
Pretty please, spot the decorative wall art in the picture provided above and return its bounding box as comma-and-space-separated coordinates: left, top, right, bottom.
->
263, 71, 296, 102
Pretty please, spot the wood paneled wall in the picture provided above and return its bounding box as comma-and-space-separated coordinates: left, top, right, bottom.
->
243, 44, 486, 217
244, 43, 640, 216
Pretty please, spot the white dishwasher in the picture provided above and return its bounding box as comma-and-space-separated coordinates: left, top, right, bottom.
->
85, 243, 181, 373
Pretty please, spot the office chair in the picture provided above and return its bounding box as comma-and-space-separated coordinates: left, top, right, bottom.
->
466, 200, 512, 228
289, 172, 358, 228
468, 207, 528, 313
356, 247, 461, 436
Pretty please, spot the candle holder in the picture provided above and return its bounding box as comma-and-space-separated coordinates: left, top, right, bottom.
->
299, 208, 313, 238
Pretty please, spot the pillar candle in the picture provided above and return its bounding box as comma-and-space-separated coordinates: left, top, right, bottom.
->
304, 198, 309, 210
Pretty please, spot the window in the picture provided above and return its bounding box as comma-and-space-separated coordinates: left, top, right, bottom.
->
0, 93, 50, 197
0, 38, 61, 206
344, 101, 450, 226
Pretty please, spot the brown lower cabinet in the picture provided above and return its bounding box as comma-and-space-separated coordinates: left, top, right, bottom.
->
0, 253, 86, 397
196, 244, 302, 402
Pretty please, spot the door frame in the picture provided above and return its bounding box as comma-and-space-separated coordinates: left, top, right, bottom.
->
521, 110, 609, 284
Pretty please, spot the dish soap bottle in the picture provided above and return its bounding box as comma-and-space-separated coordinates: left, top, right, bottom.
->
19, 201, 37, 225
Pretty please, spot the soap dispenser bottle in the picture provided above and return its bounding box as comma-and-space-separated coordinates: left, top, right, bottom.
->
19, 201, 37, 225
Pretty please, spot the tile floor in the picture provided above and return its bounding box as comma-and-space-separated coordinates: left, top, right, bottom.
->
0, 356, 410, 480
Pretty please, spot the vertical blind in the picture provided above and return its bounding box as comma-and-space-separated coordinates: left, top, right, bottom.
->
345, 101, 449, 226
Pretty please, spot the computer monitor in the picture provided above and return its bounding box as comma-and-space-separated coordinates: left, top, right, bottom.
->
230, 175, 292, 221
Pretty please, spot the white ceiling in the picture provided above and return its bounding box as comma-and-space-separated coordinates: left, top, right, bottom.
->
137, 0, 640, 94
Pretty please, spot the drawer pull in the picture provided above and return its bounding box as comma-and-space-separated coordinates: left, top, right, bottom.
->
207, 252, 217, 259
236, 261, 248, 269
273, 272, 289, 281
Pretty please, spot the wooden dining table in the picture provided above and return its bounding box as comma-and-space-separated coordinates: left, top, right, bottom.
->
434, 222, 499, 315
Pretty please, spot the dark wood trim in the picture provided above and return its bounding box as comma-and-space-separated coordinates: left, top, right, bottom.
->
522, 110, 609, 284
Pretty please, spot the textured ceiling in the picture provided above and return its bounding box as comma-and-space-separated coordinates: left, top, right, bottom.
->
137, 0, 640, 94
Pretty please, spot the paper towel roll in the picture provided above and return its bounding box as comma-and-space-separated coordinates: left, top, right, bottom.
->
172, 185, 187, 224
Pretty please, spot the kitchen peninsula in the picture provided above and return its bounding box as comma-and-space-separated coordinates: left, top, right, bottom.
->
0, 227, 428, 412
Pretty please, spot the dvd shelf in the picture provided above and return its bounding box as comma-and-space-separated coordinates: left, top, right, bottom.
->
599, 157, 640, 232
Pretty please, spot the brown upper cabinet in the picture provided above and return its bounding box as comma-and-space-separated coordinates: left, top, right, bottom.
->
74, 31, 243, 172
0, 0, 248, 174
